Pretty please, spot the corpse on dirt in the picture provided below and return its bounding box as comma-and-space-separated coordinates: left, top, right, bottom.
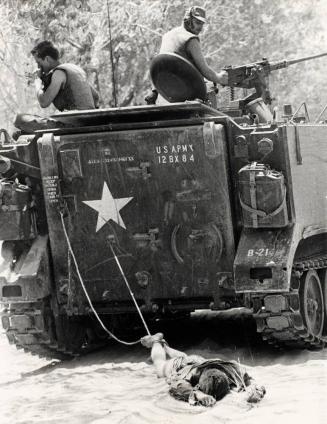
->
141, 333, 266, 407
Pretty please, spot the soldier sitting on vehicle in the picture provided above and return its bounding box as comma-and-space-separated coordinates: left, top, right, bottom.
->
145, 6, 228, 104
141, 332, 266, 407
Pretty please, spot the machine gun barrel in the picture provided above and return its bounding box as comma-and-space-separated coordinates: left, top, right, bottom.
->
269, 52, 327, 71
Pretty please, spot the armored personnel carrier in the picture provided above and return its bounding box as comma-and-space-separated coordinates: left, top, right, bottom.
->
0, 53, 326, 358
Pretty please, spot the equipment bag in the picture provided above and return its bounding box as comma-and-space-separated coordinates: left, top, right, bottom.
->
0, 179, 37, 240
238, 162, 289, 228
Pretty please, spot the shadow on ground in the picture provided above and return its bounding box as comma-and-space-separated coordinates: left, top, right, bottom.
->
14, 307, 326, 381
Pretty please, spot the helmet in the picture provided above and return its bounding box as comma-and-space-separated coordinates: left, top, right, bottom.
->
189, 6, 206, 23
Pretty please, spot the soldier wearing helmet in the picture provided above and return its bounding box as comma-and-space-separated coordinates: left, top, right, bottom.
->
145, 6, 227, 104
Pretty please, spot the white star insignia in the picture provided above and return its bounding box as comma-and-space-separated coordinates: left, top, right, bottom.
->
83, 182, 133, 232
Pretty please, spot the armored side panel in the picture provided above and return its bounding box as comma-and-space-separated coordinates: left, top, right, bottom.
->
234, 122, 327, 294
37, 105, 236, 314
228, 122, 295, 293
285, 124, 326, 237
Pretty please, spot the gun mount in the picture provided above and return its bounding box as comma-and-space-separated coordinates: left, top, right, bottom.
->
150, 51, 327, 124
223, 52, 327, 104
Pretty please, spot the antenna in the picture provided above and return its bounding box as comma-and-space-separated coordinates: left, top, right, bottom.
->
106, 0, 118, 107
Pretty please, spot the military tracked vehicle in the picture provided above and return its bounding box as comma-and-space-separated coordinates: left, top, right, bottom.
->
0, 52, 326, 358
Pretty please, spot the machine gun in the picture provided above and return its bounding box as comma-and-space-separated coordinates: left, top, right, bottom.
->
223, 52, 327, 104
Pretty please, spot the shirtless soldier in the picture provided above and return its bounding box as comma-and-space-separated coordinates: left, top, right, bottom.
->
14, 40, 99, 134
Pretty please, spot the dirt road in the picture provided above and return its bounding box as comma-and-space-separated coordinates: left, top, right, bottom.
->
1, 309, 326, 423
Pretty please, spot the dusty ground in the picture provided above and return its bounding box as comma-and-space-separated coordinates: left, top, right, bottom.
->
0, 309, 326, 424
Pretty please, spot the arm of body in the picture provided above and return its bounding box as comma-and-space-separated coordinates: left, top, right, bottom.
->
170, 380, 216, 406
244, 382, 266, 403
35, 69, 66, 108
241, 372, 266, 403
186, 38, 227, 85
192, 391, 216, 406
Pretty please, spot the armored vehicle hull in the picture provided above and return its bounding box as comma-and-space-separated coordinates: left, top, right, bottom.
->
0, 102, 326, 357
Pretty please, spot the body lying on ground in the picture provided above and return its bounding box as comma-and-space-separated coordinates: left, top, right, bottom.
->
141, 333, 266, 407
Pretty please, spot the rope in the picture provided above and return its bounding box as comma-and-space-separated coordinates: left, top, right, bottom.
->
108, 241, 151, 336
60, 210, 140, 346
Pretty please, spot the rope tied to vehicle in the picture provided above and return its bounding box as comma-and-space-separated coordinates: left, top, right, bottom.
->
59, 209, 151, 346
107, 239, 151, 336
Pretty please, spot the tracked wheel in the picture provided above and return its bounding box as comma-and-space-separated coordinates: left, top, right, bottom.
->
1, 298, 89, 360
253, 256, 327, 349
319, 269, 327, 336
299, 270, 324, 338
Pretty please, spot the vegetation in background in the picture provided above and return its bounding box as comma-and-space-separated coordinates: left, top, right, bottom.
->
0, 0, 326, 130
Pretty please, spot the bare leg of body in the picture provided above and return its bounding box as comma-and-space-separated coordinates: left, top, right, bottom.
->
150, 342, 186, 378
163, 344, 187, 359
141, 333, 186, 378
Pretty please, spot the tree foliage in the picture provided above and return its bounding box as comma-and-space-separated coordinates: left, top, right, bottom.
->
0, 0, 327, 129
